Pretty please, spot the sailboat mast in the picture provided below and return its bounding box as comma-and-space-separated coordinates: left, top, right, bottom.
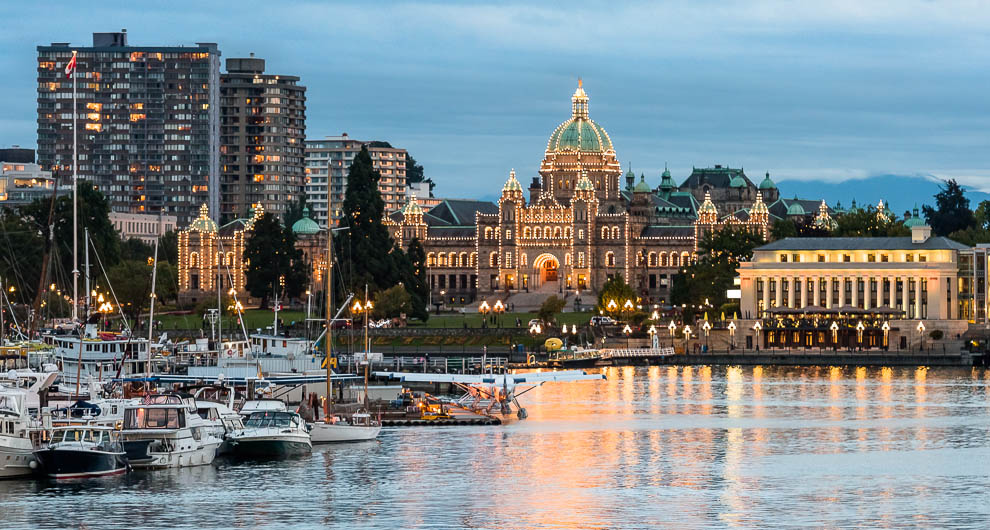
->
74, 228, 89, 397
146, 223, 160, 376
324, 177, 334, 420
71, 50, 79, 323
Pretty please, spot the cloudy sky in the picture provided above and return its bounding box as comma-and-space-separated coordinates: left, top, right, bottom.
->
2, 0, 989, 202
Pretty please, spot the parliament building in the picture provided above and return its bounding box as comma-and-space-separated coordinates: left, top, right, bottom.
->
387, 81, 827, 306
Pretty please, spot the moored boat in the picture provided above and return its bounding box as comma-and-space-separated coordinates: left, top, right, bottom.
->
227, 410, 311, 459
120, 393, 222, 469
33, 425, 128, 479
310, 413, 381, 443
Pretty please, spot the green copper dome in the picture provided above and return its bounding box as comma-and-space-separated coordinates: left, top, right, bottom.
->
575, 174, 594, 191
189, 204, 217, 232
786, 202, 806, 216
634, 175, 652, 193
759, 171, 776, 190
729, 175, 747, 188
904, 206, 926, 227
548, 118, 612, 152
291, 206, 320, 235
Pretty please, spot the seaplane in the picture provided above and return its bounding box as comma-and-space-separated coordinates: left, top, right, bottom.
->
373, 369, 604, 420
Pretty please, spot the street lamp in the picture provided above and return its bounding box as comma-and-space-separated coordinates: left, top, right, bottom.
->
683, 325, 692, 353
702, 320, 711, 353
668, 320, 677, 348
493, 299, 505, 328
830, 321, 839, 349
647, 324, 658, 350
622, 324, 632, 348
917, 321, 926, 352
753, 321, 763, 351
856, 321, 865, 349
881, 321, 890, 349
623, 299, 635, 312
479, 300, 490, 327
607, 299, 618, 314
727, 321, 736, 350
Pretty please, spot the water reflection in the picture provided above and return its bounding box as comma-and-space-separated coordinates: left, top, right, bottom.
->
0, 366, 988, 528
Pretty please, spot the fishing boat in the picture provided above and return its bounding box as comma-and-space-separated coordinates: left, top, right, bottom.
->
33, 425, 128, 479
120, 393, 222, 469
226, 410, 311, 458
0, 369, 58, 478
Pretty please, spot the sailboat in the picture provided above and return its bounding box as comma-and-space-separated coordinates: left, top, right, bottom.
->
308, 180, 380, 443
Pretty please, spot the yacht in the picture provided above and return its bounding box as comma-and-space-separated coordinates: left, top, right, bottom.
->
238, 399, 288, 417
33, 425, 128, 479
310, 413, 381, 443
0, 369, 58, 478
226, 410, 312, 459
120, 393, 222, 469
192, 386, 245, 456
53, 324, 149, 391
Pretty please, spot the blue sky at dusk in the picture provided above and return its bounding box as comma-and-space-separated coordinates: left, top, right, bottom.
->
2, 0, 989, 208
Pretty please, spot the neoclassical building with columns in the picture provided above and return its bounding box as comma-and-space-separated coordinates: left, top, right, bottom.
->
386, 81, 813, 305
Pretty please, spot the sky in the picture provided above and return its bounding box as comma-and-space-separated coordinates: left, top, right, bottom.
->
2, 0, 990, 207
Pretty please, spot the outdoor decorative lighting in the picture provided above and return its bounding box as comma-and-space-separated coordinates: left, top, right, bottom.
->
917, 321, 926, 351
881, 321, 890, 348
622, 324, 632, 334
651, 310, 660, 321
668, 320, 677, 347
479, 300, 490, 318
753, 320, 763, 350
856, 321, 865, 346
830, 321, 839, 345
622, 299, 634, 311
727, 321, 736, 349
493, 299, 505, 328
607, 299, 618, 312
702, 320, 712, 351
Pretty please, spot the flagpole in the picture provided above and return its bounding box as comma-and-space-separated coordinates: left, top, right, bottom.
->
71, 50, 79, 323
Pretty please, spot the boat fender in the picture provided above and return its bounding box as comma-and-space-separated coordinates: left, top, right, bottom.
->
28, 460, 38, 470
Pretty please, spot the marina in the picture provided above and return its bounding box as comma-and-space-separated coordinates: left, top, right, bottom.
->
0, 365, 987, 529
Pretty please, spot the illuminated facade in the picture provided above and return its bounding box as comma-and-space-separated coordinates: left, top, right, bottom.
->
36, 31, 221, 225
388, 81, 799, 305
177, 203, 261, 305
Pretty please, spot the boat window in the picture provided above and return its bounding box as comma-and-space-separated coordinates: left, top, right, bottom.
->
124, 407, 185, 429
244, 411, 293, 429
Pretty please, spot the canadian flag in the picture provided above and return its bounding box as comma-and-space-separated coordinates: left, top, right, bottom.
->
65, 54, 76, 79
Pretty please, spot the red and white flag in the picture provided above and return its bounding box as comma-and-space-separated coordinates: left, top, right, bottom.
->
65, 54, 76, 79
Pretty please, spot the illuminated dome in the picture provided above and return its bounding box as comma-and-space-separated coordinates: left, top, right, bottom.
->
189, 204, 217, 233
546, 79, 614, 153
502, 169, 523, 193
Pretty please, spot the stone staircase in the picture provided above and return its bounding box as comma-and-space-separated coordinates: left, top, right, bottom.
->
473, 287, 597, 313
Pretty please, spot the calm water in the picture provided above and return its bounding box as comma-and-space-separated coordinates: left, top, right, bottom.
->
2, 366, 990, 529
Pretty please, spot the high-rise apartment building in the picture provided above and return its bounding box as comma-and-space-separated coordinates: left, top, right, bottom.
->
36, 31, 220, 225
219, 55, 306, 221
304, 134, 407, 226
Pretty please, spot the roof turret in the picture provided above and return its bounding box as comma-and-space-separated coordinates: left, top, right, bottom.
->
759, 171, 776, 190
786, 202, 806, 216
904, 205, 925, 227
291, 206, 320, 235
189, 203, 217, 233
634, 174, 652, 193
401, 193, 425, 217
502, 168, 523, 193
546, 79, 614, 152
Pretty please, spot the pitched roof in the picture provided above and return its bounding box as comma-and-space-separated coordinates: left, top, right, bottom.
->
427, 226, 477, 239
640, 225, 695, 238
679, 166, 754, 190
425, 199, 498, 226
756, 237, 968, 252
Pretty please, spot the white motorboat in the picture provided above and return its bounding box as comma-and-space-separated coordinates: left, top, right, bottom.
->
0, 369, 58, 478
310, 413, 381, 443
227, 410, 311, 459
120, 393, 222, 469
238, 399, 288, 417
33, 425, 128, 479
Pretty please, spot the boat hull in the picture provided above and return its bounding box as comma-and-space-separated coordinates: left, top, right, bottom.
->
0, 443, 35, 479
228, 436, 312, 459
33, 448, 128, 480
310, 422, 381, 443
123, 439, 220, 469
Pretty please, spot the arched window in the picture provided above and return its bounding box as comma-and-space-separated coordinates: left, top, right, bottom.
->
459, 252, 468, 267
545, 226, 552, 238
439, 253, 448, 267
534, 227, 542, 238
659, 252, 667, 267
564, 227, 572, 239
470, 252, 477, 267
649, 252, 658, 267
601, 227, 609, 239
489, 251, 498, 268
606, 252, 615, 267
670, 254, 679, 267
682, 252, 691, 265
427, 253, 436, 267
524, 227, 531, 238
449, 253, 458, 267
553, 227, 561, 238
520, 253, 528, 266
189, 252, 199, 268
226, 252, 235, 266
484, 227, 493, 239
611, 226, 620, 239
564, 253, 571, 266
637, 253, 645, 266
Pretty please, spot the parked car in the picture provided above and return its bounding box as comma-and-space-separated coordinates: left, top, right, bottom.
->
590, 316, 617, 326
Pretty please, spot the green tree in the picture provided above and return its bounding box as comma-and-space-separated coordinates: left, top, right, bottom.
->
22, 182, 120, 290
922, 179, 975, 236
771, 218, 831, 240
537, 295, 566, 325
406, 154, 425, 184
373, 284, 412, 319
158, 230, 179, 266
337, 145, 411, 296
833, 206, 909, 237
0, 208, 44, 303
282, 195, 309, 227
672, 226, 766, 312
404, 237, 429, 322
120, 238, 153, 262
101, 259, 153, 325
243, 213, 308, 309
596, 275, 636, 314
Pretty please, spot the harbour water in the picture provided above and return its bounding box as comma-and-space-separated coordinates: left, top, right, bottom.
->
2, 365, 989, 529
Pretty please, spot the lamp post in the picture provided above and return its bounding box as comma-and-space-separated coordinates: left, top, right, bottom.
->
728, 321, 736, 350
753, 321, 763, 351
493, 299, 505, 328
607, 299, 618, 317
668, 320, 676, 348
917, 321, 926, 352
881, 321, 890, 350
830, 321, 839, 350
856, 321, 865, 350
683, 325, 692, 353
622, 324, 632, 348
479, 300, 490, 327
702, 320, 711, 353
648, 324, 658, 350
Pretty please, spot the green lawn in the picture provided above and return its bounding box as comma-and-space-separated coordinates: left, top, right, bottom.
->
154, 309, 308, 331
415, 311, 595, 329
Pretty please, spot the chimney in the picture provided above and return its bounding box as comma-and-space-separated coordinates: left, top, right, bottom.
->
912, 224, 932, 244
529, 177, 541, 205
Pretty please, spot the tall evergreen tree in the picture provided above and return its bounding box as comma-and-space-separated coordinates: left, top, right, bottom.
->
338, 146, 406, 294
406, 154, 425, 184
282, 195, 309, 227
404, 237, 429, 321
243, 213, 308, 308
923, 179, 975, 236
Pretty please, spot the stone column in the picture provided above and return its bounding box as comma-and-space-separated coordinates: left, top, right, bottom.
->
914, 276, 922, 319
800, 276, 808, 308
813, 275, 821, 307
774, 276, 782, 308
762, 278, 770, 316
851, 276, 859, 308
864, 275, 872, 310
902, 276, 910, 318
838, 274, 846, 307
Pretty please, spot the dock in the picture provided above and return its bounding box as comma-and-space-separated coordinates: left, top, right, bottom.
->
380, 403, 502, 427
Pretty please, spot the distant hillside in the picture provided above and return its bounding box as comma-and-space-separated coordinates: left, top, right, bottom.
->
777, 174, 990, 215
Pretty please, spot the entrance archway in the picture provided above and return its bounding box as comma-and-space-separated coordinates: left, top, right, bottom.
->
532, 253, 560, 288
